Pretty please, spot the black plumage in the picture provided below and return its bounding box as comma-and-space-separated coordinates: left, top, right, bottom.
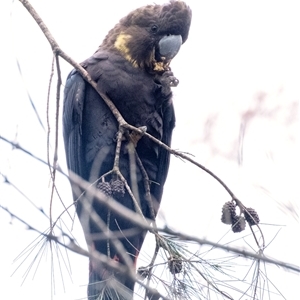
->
63, 1, 191, 299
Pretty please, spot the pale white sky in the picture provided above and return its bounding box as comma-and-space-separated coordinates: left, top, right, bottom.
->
0, 1, 299, 299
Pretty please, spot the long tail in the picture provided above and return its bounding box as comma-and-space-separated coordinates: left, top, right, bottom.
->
88, 261, 135, 300
85, 214, 147, 299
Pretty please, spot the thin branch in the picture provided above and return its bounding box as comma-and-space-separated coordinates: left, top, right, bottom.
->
112, 127, 124, 171
48, 53, 62, 232
10, 3, 299, 299
0, 203, 171, 300
46, 54, 55, 233
160, 226, 300, 273
1, 135, 299, 273
69, 172, 300, 273
14, 53, 46, 131
18, 0, 237, 202
0, 135, 63, 172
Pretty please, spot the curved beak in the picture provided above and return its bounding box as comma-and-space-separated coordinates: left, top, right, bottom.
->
158, 34, 182, 61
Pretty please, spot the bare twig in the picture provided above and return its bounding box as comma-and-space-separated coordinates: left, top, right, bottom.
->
0, 135, 64, 173
18, 0, 237, 203
69, 172, 300, 273
9, 2, 298, 299
1, 136, 299, 273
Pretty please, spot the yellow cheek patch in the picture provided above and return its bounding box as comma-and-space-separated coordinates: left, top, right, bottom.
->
153, 61, 170, 72
114, 33, 138, 67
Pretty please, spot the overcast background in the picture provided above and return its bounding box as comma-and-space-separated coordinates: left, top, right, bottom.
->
0, 1, 299, 299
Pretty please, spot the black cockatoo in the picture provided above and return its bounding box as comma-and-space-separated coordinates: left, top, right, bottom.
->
63, 1, 191, 299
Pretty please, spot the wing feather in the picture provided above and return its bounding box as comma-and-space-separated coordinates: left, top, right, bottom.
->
63, 70, 86, 178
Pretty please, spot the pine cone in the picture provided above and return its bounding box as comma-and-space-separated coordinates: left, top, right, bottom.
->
244, 207, 260, 226
96, 181, 112, 196
221, 201, 236, 225
231, 216, 246, 233
168, 256, 183, 274
110, 179, 125, 197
